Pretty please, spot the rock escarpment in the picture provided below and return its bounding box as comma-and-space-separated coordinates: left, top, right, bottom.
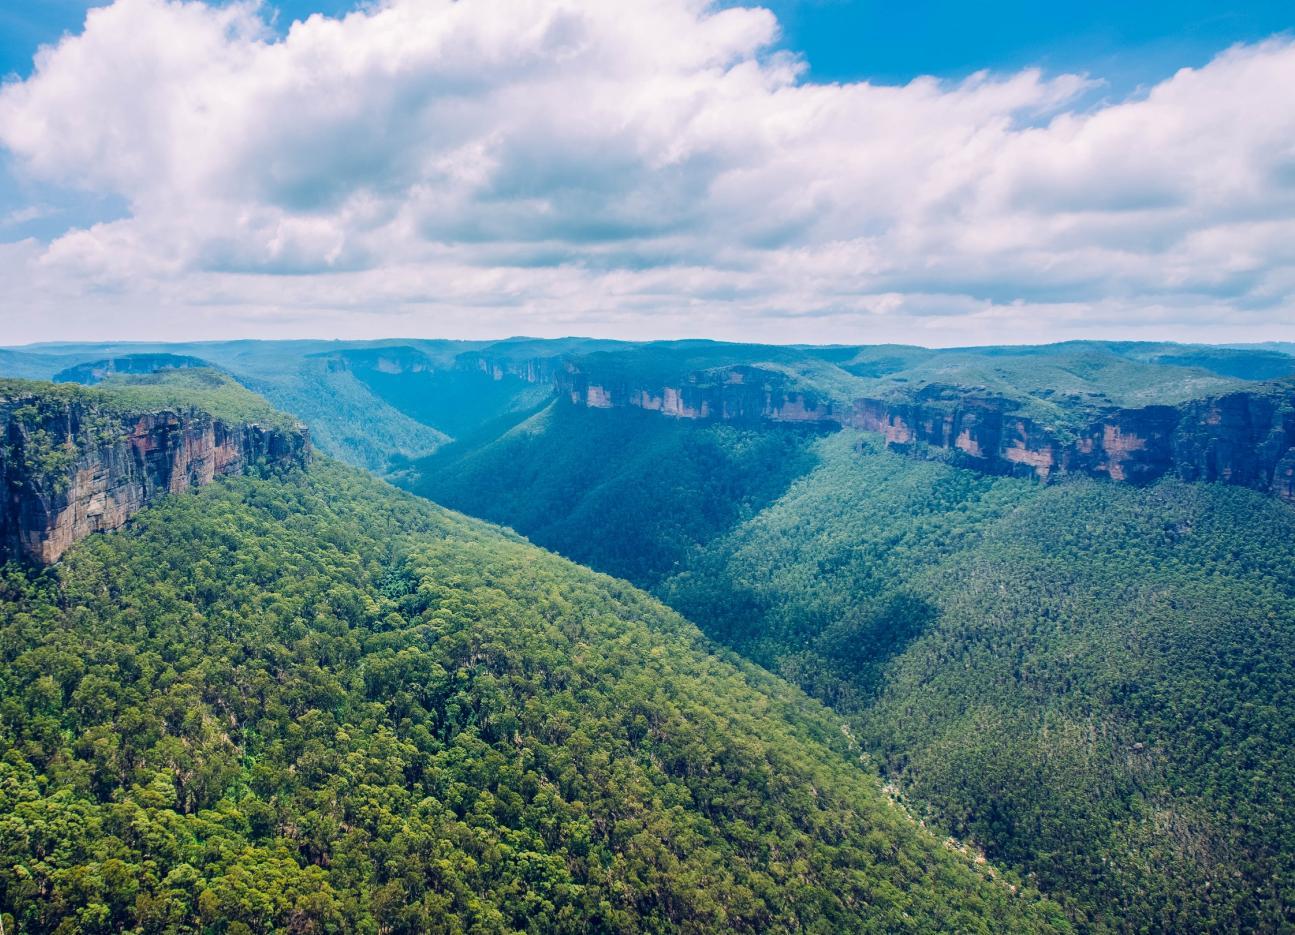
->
334, 346, 1293, 502
319, 345, 439, 375
848, 383, 1295, 501
554, 363, 841, 423
1174, 390, 1295, 499
2, 388, 309, 564
462, 351, 567, 386
545, 360, 1295, 502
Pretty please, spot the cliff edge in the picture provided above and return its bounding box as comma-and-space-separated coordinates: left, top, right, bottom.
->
535, 357, 1295, 502
1, 376, 310, 564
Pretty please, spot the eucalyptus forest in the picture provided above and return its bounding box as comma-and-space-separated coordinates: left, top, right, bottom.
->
1, 338, 1294, 933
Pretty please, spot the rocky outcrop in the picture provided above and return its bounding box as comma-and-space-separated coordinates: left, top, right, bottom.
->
1172, 390, 1295, 495
555, 363, 842, 424
315, 343, 1295, 502
318, 346, 568, 386
2, 391, 309, 565
551, 360, 1295, 502
457, 351, 567, 386
317, 346, 439, 375
849, 391, 1178, 484
849, 383, 1295, 501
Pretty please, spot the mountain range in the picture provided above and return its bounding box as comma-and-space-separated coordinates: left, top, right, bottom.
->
3, 337, 1295, 931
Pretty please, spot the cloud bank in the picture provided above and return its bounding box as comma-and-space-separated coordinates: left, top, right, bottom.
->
1, 0, 1293, 344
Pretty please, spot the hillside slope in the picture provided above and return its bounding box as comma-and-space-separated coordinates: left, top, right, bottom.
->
408, 399, 1295, 931
10, 339, 1295, 929
0, 447, 1064, 932
412, 401, 824, 584
661, 434, 1295, 931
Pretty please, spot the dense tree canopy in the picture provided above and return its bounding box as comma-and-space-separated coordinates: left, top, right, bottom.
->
663, 433, 1295, 931
411, 402, 823, 586
0, 457, 1064, 934
411, 403, 1295, 931
10, 339, 1295, 932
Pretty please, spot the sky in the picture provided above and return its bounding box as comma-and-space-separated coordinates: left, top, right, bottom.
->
0, 0, 1293, 346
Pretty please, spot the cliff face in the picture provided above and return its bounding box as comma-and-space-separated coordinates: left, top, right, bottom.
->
2, 396, 309, 565
554, 363, 842, 424
320, 346, 437, 375
461, 352, 567, 386
545, 360, 1295, 502
1173, 391, 1295, 497
849, 384, 1295, 500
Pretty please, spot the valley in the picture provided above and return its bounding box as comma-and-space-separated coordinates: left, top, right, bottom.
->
0, 370, 1066, 932
5, 2, 1293, 930
3, 338, 1295, 931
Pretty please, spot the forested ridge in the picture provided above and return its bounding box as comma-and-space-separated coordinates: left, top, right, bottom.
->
411, 401, 824, 585
1, 371, 298, 436
664, 434, 1295, 931
7, 339, 1295, 931
0, 453, 1065, 933
414, 404, 1295, 932
10, 337, 1293, 475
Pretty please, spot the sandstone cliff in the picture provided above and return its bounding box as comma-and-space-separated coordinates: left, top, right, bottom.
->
462, 351, 567, 386
542, 358, 1295, 502
2, 386, 310, 564
553, 362, 842, 423
323, 346, 1295, 502
848, 382, 1295, 501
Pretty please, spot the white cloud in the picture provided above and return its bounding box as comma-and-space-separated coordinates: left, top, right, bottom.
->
0, 0, 1293, 345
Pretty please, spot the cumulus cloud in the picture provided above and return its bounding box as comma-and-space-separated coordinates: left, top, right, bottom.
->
0, 0, 1292, 344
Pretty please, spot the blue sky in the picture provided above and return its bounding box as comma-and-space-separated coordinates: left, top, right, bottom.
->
4, 0, 1291, 84
765, 0, 1294, 87
0, 0, 1292, 346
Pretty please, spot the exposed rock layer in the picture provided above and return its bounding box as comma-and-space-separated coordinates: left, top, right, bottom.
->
2, 395, 309, 564
847, 385, 1295, 501
530, 359, 1295, 502
462, 352, 566, 386
554, 363, 840, 423
398, 350, 1295, 502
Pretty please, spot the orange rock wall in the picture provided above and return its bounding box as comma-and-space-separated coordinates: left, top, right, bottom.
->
3, 401, 309, 565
